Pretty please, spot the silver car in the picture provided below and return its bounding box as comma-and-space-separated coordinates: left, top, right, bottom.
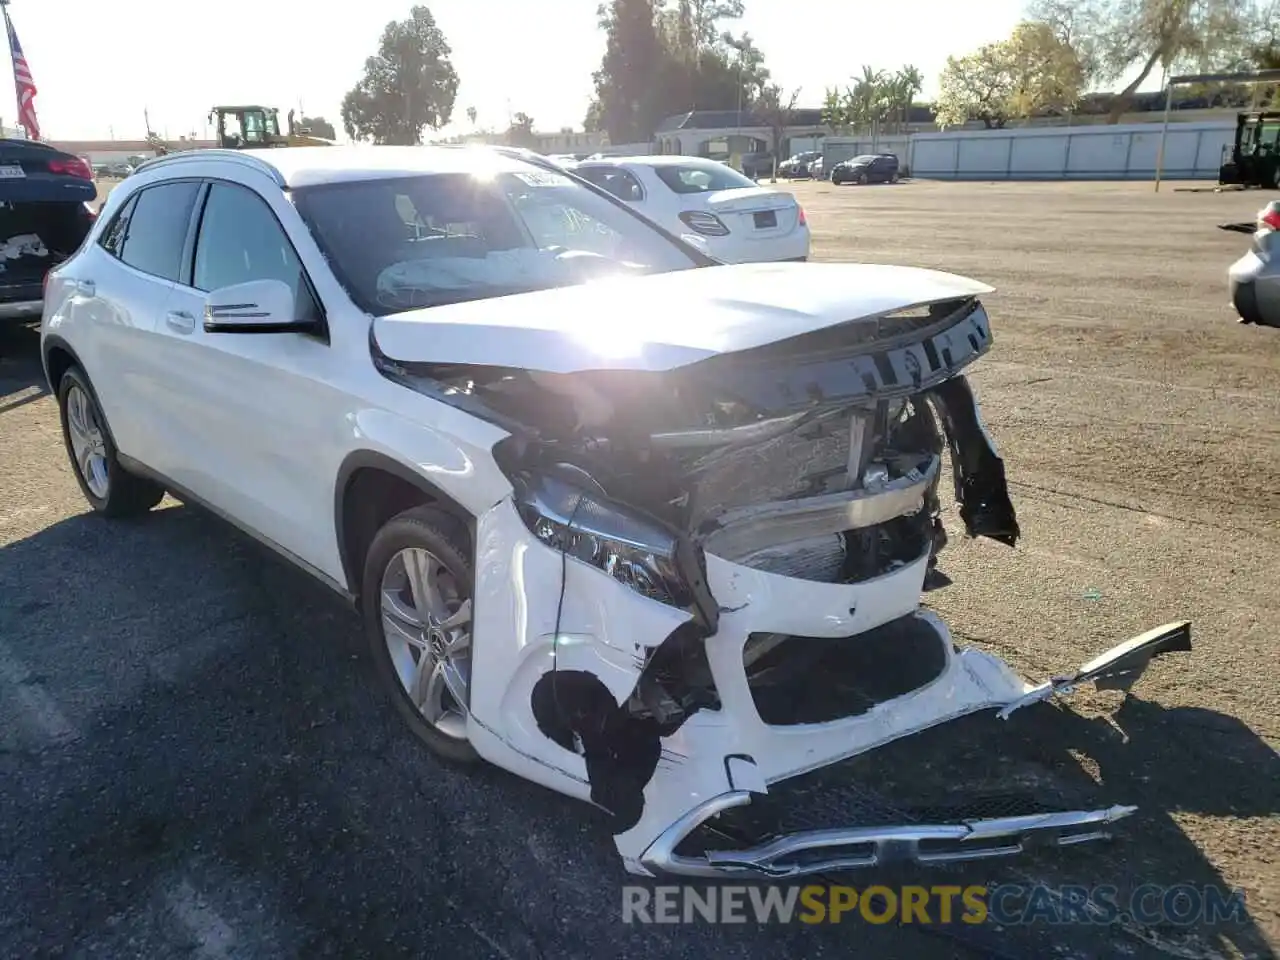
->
1229, 200, 1280, 327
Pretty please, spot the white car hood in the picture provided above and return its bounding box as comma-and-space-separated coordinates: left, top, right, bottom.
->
371, 261, 994, 374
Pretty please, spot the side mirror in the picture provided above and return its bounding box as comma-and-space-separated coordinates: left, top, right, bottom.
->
203, 279, 311, 334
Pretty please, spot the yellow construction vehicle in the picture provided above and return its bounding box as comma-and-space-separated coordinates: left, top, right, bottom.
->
209, 106, 335, 149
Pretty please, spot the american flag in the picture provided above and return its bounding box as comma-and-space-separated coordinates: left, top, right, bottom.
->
3, 6, 38, 140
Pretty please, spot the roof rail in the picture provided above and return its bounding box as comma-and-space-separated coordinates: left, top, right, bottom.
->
131, 149, 287, 187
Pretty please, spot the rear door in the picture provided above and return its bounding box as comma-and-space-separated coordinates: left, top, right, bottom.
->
59, 179, 201, 461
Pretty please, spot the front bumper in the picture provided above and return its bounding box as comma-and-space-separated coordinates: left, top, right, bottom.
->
464, 492, 1191, 879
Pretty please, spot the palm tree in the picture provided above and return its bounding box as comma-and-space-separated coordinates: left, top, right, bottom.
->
893, 65, 924, 133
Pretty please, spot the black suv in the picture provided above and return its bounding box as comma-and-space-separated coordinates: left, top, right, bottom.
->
831, 153, 900, 185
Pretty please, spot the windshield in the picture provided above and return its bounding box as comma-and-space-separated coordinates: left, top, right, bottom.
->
651, 161, 757, 194
292, 166, 704, 314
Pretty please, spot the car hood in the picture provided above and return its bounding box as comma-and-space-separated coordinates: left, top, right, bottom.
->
371, 261, 994, 375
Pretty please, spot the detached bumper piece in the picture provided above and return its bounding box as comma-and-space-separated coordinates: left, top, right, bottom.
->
641, 790, 1137, 879
997, 621, 1191, 720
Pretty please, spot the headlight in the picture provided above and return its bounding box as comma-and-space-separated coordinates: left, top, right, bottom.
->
513, 471, 692, 608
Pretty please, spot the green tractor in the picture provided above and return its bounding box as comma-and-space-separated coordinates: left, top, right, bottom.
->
1218, 111, 1280, 189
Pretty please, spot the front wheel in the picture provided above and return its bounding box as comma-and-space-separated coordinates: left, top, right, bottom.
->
362, 506, 480, 763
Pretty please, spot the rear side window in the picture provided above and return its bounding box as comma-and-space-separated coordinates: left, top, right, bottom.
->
97, 193, 137, 258
192, 181, 319, 319
576, 166, 644, 202
110, 181, 200, 281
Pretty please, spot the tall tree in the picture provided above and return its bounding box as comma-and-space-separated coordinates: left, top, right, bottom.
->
589, 0, 766, 143
1025, 0, 1259, 121
756, 83, 800, 178
341, 5, 459, 144
506, 112, 538, 149
295, 116, 337, 140
466, 106, 478, 127
935, 22, 1084, 129
591, 0, 668, 143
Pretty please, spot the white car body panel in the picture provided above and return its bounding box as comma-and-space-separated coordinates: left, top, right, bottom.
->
373, 261, 992, 373
569, 157, 811, 264
39, 145, 1188, 881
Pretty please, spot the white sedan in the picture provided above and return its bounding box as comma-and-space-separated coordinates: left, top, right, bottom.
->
569, 155, 809, 264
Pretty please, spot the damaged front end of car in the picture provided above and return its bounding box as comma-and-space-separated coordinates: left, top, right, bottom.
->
375, 284, 1191, 879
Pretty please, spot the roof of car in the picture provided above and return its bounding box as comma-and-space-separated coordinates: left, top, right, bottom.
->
582, 155, 735, 168
145, 145, 548, 189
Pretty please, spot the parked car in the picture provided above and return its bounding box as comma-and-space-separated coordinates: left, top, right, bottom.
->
0, 138, 97, 324
808, 155, 826, 180
778, 150, 821, 178
739, 152, 775, 180
831, 153, 900, 185
570, 155, 809, 263
41, 144, 1191, 880
1229, 199, 1280, 327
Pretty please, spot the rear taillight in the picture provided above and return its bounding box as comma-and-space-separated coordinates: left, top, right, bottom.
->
678, 210, 731, 237
49, 156, 94, 180
798, 205, 807, 227
1260, 203, 1280, 232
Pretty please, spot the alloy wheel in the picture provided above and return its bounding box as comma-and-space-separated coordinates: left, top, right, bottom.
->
378, 546, 473, 740
65, 384, 110, 499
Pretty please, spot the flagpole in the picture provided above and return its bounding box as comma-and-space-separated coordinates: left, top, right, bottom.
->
0, 0, 14, 140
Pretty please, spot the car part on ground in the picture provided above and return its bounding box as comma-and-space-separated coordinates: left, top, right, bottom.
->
42, 144, 1193, 881
0, 138, 97, 322
1228, 200, 1280, 326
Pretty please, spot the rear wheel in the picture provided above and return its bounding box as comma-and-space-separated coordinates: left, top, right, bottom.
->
858, 172, 869, 185
362, 506, 479, 763
57, 367, 164, 517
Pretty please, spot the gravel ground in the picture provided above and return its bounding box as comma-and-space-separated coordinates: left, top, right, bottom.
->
1, 179, 1277, 960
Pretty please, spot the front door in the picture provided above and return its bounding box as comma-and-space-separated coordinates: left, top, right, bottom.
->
147, 175, 349, 570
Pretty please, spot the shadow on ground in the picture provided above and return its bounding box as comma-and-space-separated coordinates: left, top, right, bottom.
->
0, 322, 48, 410
1, 501, 1275, 959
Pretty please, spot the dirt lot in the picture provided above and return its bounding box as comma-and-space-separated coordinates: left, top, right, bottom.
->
1, 179, 1277, 959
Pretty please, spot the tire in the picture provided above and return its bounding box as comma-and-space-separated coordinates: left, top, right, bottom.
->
362, 505, 480, 764
858, 172, 868, 185
57, 366, 164, 517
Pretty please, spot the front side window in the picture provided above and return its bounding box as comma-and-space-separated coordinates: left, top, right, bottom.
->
113, 180, 200, 281
651, 161, 756, 194
292, 163, 703, 314
192, 181, 318, 319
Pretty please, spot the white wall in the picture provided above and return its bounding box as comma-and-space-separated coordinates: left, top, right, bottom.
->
905, 120, 1233, 180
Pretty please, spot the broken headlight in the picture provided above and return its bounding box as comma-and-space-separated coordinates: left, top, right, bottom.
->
513, 471, 693, 608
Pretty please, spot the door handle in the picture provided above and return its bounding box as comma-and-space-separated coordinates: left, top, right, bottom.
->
75, 278, 95, 296
165, 310, 195, 334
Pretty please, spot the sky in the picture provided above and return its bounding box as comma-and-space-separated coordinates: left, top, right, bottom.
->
2, 0, 1037, 142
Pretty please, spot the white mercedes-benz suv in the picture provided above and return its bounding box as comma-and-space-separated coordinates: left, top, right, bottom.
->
41, 145, 1190, 878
